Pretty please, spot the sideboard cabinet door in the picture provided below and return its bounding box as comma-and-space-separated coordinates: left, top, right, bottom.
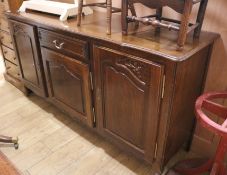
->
93, 46, 165, 163
9, 20, 46, 97
41, 47, 93, 126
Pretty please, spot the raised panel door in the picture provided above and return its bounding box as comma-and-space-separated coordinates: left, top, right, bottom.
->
93, 46, 165, 163
9, 20, 46, 97
42, 47, 93, 126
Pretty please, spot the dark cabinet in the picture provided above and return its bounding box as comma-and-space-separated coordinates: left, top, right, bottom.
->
9, 20, 46, 97
93, 45, 165, 163
5, 11, 218, 173
41, 48, 94, 126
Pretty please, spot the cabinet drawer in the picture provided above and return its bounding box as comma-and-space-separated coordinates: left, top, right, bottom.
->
5, 60, 20, 79
0, 2, 9, 16
39, 29, 89, 60
2, 45, 17, 64
0, 17, 9, 32
0, 0, 9, 10
0, 30, 13, 49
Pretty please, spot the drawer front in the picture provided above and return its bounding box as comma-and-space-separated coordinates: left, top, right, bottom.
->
0, 17, 9, 32
5, 60, 20, 79
39, 29, 89, 60
0, 0, 9, 10
0, 1, 9, 15
0, 5, 5, 17
0, 30, 13, 49
2, 45, 17, 64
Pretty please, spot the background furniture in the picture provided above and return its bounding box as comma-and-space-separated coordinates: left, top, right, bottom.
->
0, 0, 22, 150
122, 0, 209, 49
0, 0, 24, 92
77, 0, 136, 35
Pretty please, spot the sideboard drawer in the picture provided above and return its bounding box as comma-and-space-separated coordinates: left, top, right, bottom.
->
0, 30, 13, 49
0, 17, 9, 32
0, 2, 9, 16
39, 29, 89, 60
4, 60, 20, 79
0, 0, 9, 10
2, 45, 17, 64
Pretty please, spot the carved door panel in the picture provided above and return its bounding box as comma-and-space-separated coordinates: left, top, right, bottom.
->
9, 20, 46, 97
42, 47, 93, 126
94, 46, 165, 163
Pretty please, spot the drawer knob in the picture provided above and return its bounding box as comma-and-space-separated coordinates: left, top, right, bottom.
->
53, 40, 64, 50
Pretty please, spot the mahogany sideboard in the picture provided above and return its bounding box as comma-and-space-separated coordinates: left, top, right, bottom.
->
5, 11, 219, 173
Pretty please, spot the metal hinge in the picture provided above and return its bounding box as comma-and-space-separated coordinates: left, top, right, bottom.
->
89, 72, 95, 124
92, 107, 96, 124
161, 75, 166, 99
90, 72, 94, 90
154, 142, 158, 159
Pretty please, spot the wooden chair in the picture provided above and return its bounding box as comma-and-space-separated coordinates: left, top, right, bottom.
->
0, 135, 19, 149
122, 0, 209, 50
77, 0, 137, 35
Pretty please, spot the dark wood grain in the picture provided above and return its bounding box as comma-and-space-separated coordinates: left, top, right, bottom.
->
8, 20, 46, 97
123, 0, 208, 49
5, 10, 219, 174
39, 29, 89, 61
93, 45, 164, 164
42, 47, 94, 126
131, 0, 185, 14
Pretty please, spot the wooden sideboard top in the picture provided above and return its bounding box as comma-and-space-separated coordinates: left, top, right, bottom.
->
6, 10, 219, 61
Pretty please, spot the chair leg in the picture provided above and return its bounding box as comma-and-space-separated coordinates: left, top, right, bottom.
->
194, 0, 208, 38
0, 135, 19, 149
122, 0, 129, 35
177, 0, 193, 50
155, 7, 162, 34
106, 0, 112, 35
77, 0, 83, 26
0, 135, 14, 143
128, 1, 139, 28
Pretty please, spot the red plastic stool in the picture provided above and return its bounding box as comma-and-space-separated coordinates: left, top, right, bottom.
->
168, 92, 227, 175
